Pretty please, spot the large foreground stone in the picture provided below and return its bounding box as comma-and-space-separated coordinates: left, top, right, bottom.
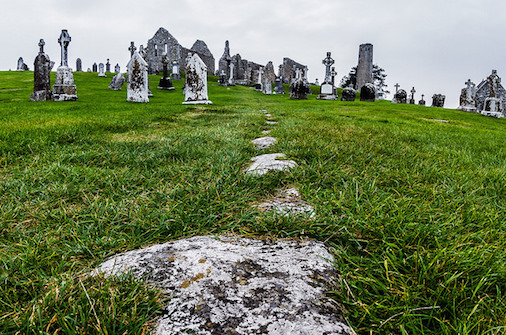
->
96, 236, 354, 335
245, 153, 297, 176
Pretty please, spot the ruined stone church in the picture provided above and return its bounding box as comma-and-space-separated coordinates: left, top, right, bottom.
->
145, 27, 215, 75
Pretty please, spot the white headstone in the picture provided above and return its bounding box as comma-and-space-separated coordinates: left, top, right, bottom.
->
183, 53, 212, 105
98, 63, 106, 77
126, 52, 149, 103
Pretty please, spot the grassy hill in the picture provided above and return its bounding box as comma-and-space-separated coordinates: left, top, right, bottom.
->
0, 71, 505, 334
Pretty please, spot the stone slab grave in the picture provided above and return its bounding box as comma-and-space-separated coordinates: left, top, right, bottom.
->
257, 188, 316, 218
252, 136, 277, 149
245, 153, 297, 176
95, 236, 354, 335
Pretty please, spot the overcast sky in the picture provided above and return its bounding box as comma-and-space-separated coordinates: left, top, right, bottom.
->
2, 0, 506, 108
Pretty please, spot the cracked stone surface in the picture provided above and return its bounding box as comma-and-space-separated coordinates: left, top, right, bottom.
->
95, 236, 354, 335
252, 136, 277, 149
245, 153, 297, 176
258, 188, 316, 218
266, 121, 278, 125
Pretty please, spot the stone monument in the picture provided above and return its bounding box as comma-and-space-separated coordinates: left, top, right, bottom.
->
274, 65, 285, 94
409, 87, 416, 104
431, 94, 445, 107
481, 70, 504, 117
30, 39, 54, 101
106, 59, 111, 72
289, 68, 311, 100
52, 29, 78, 101
262, 77, 272, 95
92, 62, 97, 72
394, 89, 407, 104
458, 79, 477, 112
126, 51, 149, 103
391, 83, 400, 103
157, 52, 175, 90
114, 64, 120, 73
228, 63, 236, 86
418, 94, 426, 105
255, 67, 263, 91
360, 83, 376, 102
218, 70, 227, 86
109, 72, 125, 91
76, 58, 82, 72
355, 43, 373, 90
341, 85, 356, 101
317, 52, 337, 100
183, 53, 212, 105
171, 59, 181, 80
17, 57, 29, 71
129, 41, 137, 57
98, 63, 106, 77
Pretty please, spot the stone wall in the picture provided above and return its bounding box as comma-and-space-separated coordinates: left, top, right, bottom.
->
145, 27, 214, 75
282, 58, 306, 83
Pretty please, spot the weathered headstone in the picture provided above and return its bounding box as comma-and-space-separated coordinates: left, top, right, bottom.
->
409, 87, 416, 104
262, 77, 272, 95
431, 94, 445, 107
458, 79, 477, 112
157, 52, 175, 90
289, 68, 311, 100
355, 43, 373, 90
92, 62, 97, 72
106, 59, 111, 72
114, 64, 120, 73
52, 30, 78, 101
218, 70, 227, 86
360, 83, 376, 102
418, 94, 426, 105
394, 89, 407, 104
482, 71, 504, 117
228, 63, 236, 86
255, 67, 263, 91
76, 58, 82, 71
126, 51, 149, 103
17, 57, 29, 71
315, 78, 320, 86
109, 72, 125, 91
30, 39, 54, 101
341, 85, 356, 101
98, 63, 106, 77
87, 68, 91, 72
171, 59, 181, 80
183, 53, 212, 105
318, 52, 337, 100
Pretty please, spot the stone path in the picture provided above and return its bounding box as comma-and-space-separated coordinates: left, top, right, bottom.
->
94, 109, 354, 334
257, 187, 316, 219
96, 236, 354, 335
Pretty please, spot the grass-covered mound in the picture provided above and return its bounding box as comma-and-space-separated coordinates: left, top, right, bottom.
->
0, 71, 505, 334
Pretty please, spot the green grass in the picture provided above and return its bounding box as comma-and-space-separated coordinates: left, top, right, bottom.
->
0, 70, 505, 334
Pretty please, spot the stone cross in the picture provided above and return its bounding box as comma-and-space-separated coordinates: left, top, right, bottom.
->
410, 87, 416, 99
330, 67, 337, 86
38, 39, 45, 53
421, 94, 424, 99
295, 68, 303, 80
488, 70, 501, 98
322, 52, 335, 82
162, 53, 169, 78
465, 79, 474, 89
258, 67, 264, 84
229, 63, 235, 84
394, 83, 400, 93
58, 29, 71, 67
129, 42, 136, 57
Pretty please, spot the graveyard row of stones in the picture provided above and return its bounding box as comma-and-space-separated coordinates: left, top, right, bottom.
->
458, 70, 506, 118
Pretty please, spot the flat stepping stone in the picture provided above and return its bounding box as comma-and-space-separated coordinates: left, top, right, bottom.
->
433, 119, 449, 123
266, 121, 278, 125
262, 130, 272, 135
264, 113, 272, 118
257, 188, 316, 218
245, 153, 297, 176
251, 136, 277, 149
95, 236, 354, 335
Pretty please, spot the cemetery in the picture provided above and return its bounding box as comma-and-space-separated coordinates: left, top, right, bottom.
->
0, 30, 506, 335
